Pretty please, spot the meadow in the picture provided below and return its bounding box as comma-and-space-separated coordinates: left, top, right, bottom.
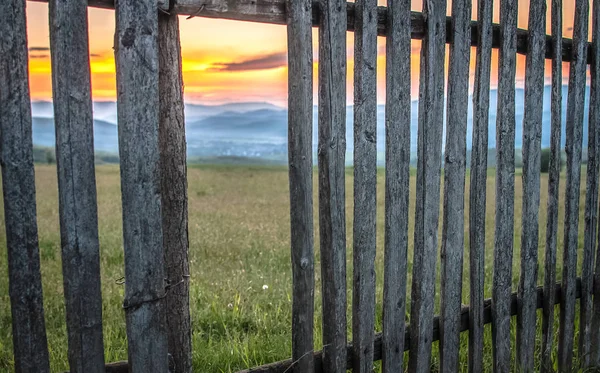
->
0, 164, 591, 372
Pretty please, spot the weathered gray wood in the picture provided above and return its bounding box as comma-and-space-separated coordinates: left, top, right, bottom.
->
352, 0, 378, 372
590, 0, 600, 365
29, 0, 595, 63
0, 1, 51, 372
382, 0, 411, 371
541, 0, 563, 371
48, 0, 105, 371
439, 0, 470, 370
408, 0, 446, 370
580, 0, 600, 366
286, 0, 315, 371
558, 0, 589, 370
515, 0, 545, 370
158, 11, 192, 373
491, 0, 518, 370
317, 0, 347, 372
114, 0, 168, 370
468, 0, 493, 372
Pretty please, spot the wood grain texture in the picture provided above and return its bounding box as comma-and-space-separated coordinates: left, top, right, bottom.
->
286, 0, 315, 371
352, 0, 378, 372
579, 0, 599, 366
382, 0, 411, 371
558, 0, 589, 370
48, 0, 105, 371
439, 0, 471, 370
408, 0, 446, 370
516, 0, 545, 370
491, 0, 517, 370
0, 1, 51, 372
590, 0, 600, 365
317, 0, 347, 371
468, 0, 493, 372
95, 278, 586, 373
158, 12, 192, 373
114, 0, 168, 370
541, 0, 563, 371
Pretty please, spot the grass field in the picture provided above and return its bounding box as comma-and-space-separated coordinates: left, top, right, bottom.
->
0, 164, 591, 372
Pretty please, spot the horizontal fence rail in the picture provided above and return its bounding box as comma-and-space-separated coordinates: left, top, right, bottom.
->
29, 0, 593, 63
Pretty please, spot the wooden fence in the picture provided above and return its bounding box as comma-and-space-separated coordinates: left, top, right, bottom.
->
0, 0, 598, 372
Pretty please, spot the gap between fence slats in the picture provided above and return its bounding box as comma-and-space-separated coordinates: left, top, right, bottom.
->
352, 0, 378, 371
439, 0, 470, 369
0, 1, 51, 372
114, 0, 168, 370
558, 0, 589, 370
408, 0, 446, 370
468, 0, 493, 371
48, 0, 106, 371
286, 0, 315, 371
382, 0, 411, 371
541, 0, 563, 371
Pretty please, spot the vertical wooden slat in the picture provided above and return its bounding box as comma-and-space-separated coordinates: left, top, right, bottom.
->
491, 0, 518, 369
286, 0, 315, 371
114, 0, 168, 370
318, 0, 347, 371
540, 0, 563, 371
158, 11, 192, 373
579, 0, 600, 365
516, 0, 545, 370
558, 0, 589, 369
408, 0, 446, 369
48, 0, 105, 371
381, 0, 411, 371
590, 0, 600, 365
0, 0, 51, 372
439, 0, 471, 369
352, 0, 378, 371
468, 0, 493, 371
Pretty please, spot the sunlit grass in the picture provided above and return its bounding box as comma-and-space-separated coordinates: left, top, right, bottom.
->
0, 164, 591, 372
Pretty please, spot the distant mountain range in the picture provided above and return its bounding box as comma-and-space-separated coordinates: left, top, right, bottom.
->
30, 85, 590, 165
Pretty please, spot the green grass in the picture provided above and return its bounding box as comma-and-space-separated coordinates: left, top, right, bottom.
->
0, 164, 593, 372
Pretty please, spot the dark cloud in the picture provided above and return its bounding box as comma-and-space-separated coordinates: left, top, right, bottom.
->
29, 54, 49, 59
29, 46, 50, 52
210, 52, 287, 72
91, 53, 102, 57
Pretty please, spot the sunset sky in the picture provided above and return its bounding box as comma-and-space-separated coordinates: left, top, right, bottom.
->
25, 0, 584, 106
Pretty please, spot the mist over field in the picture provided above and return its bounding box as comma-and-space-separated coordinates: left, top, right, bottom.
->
31, 85, 590, 165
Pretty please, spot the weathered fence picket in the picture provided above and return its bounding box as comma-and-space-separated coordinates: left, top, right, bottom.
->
381, 0, 411, 371
48, 0, 105, 371
317, 0, 348, 371
516, 0, 545, 370
158, 11, 192, 373
541, 0, 563, 371
286, 0, 315, 371
6, 0, 600, 372
580, 0, 600, 365
0, 1, 51, 372
559, 0, 589, 370
114, 0, 168, 370
468, 0, 493, 371
439, 0, 471, 370
491, 0, 517, 370
352, 0, 378, 371
409, 0, 446, 370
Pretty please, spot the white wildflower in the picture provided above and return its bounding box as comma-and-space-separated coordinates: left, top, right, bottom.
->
262, 284, 269, 290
